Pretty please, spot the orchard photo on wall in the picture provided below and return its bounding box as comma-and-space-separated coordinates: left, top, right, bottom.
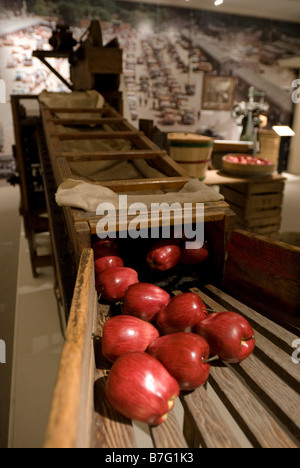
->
202, 76, 237, 111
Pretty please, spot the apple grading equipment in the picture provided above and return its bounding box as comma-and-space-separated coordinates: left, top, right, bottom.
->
23, 92, 298, 450
11, 91, 300, 449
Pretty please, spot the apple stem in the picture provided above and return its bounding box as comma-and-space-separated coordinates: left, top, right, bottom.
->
203, 308, 215, 313
243, 335, 255, 342
203, 355, 219, 364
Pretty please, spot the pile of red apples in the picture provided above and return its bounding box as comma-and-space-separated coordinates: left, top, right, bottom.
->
93, 238, 256, 427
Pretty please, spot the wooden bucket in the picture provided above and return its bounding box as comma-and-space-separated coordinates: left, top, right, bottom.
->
258, 130, 281, 165
168, 133, 214, 180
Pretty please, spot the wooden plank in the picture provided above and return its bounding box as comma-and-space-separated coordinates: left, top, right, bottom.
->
150, 411, 188, 449
204, 170, 285, 187
61, 150, 162, 161
94, 177, 190, 192
56, 157, 73, 181
44, 249, 96, 448
245, 193, 284, 215
55, 130, 143, 141
222, 230, 300, 323
86, 204, 228, 236
229, 204, 282, 221
190, 287, 300, 386
247, 180, 286, 195
46, 107, 117, 115
50, 117, 124, 126
180, 385, 241, 448
151, 154, 190, 178
236, 353, 300, 440
209, 365, 298, 448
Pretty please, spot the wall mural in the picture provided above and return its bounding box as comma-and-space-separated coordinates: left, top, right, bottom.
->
0, 0, 300, 165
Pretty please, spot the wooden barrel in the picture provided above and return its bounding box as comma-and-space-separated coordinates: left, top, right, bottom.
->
168, 133, 214, 180
258, 130, 281, 165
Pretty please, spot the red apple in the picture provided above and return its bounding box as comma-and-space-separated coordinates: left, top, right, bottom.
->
122, 283, 170, 322
92, 238, 118, 249
147, 239, 181, 271
93, 239, 119, 261
105, 352, 180, 425
195, 311, 255, 363
156, 292, 208, 334
148, 333, 210, 391
180, 241, 209, 265
96, 267, 139, 303
102, 315, 159, 362
94, 255, 124, 275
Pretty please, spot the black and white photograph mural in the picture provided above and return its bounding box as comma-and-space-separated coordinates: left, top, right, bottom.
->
0, 0, 300, 158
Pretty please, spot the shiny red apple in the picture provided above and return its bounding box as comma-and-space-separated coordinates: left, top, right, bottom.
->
195, 311, 255, 363
94, 255, 124, 275
122, 283, 170, 322
147, 239, 181, 271
180, 241, 209, 265
96, 267, 139, 302
148, 333, 210, 391
156, 292, 208, 334
102, 315, 159, 362
93, 239, 119, 261
105, 352, 180, 425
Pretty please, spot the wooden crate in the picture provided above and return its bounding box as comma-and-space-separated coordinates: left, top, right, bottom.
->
220, 177, 286, 239
37, 98, 235, 320
223, 229, 300, 327
43, 248, 300, 449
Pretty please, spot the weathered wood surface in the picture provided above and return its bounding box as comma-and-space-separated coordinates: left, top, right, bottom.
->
222, 229, 300, 326
44, 250, 300, 448
44, 249, 96, 448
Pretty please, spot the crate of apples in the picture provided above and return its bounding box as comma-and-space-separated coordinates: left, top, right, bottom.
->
92, 237, 256, 427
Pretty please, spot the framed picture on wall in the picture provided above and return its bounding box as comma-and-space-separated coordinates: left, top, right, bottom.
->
202, 76, 237, 111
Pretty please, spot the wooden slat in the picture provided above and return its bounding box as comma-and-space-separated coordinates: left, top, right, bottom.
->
61, 150, 163, 161
44, 107, 116, 115
84, 203, 228, 237
55, 130, 143, 141
180, 385, 241, 448
95, 177, 190, 192
93, 303, 137, 449
50, 117, 124, 126
222, 230, 300, 325
150, 411, 188, 449
189, 286, 300, 446
237, 353, 300, 440
209, 365, 298, 448
44, 249, 96, 448
192, 286, 300, 388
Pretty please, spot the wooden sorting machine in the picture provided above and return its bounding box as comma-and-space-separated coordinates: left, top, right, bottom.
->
11, 92, 300, 449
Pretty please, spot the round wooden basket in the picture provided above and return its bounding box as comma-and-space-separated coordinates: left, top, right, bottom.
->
222, 154, 276, 177
168, 133, 214, 181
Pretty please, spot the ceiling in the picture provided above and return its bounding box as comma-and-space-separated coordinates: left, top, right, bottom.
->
119, 0, 300, 23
